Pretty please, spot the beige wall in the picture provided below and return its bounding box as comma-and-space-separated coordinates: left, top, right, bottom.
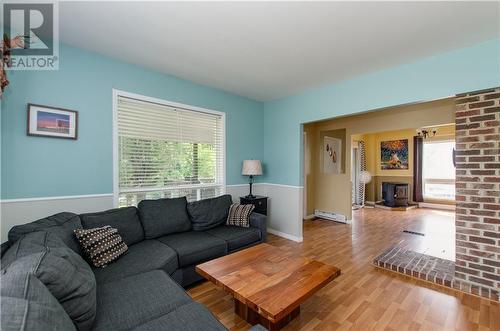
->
360, 124, 455, 202
304, 98, 455, 219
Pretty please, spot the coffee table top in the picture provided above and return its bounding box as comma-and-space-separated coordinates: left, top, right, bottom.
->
196, 243, 341, 323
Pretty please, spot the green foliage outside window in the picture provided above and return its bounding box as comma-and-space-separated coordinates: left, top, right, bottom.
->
119, 137, 216, 188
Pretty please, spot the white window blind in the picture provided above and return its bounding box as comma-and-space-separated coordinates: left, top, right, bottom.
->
117, 95, 224, 207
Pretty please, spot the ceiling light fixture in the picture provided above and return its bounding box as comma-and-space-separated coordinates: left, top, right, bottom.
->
416, 128, 437, 139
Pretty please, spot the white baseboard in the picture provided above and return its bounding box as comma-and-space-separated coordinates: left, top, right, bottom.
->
419, 202, 455, 211
268, 228, 303, 243
303, 214, 316, 220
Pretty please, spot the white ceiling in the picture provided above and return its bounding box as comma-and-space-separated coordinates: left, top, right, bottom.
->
59, 1, 500, 101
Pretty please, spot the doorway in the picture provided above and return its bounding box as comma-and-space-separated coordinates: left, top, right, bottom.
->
301, 97, 456, 260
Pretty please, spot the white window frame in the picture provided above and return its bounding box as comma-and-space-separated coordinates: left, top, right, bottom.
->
112, 89, 226, 207
422, 139, 455, 202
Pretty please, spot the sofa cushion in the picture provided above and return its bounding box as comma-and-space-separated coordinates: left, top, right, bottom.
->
2, 231, 63, 268
92, 239, 178, 284
1, 296, 77, 331
157, 231, 227, 267
133, 302, 226, 331
80, 207, 144, 246
8, 212, 83, 254
138, 197, 191, 239
1, 272, 76, 331
3, 232, 96, 331
205, 225, 261, 251
92, 270, 192, 331
187, 194, 232, 231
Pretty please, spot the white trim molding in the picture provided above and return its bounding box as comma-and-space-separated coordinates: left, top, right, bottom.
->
268, 228, 303, 243
226, 183, 302, 189
263, 183, 303, 189
226, 183, 254, 188
1, 194, 113, 203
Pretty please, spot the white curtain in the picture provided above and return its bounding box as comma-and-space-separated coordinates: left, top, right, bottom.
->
354, 141, 367, 206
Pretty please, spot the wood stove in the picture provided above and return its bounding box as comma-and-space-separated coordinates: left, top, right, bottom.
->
382, 182, 409, 207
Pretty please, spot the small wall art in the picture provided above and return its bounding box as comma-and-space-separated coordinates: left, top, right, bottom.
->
323, 136, 342, 174
27, 104, 78, 140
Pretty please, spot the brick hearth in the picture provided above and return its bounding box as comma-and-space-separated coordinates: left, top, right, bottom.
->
373, 246, 455, 288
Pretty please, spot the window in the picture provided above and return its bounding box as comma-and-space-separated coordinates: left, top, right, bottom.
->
422, 140, 455, 201
114, 92, 225, 207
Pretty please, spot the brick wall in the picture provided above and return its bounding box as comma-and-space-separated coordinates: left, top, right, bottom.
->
455, 87, 500, 301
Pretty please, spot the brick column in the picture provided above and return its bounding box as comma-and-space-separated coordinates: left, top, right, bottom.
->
455, 88, 500, 300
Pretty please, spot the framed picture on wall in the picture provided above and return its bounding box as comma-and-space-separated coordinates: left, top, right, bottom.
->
27, 104, 78, 140
323, 136, 342, 174
380, 139, 408, 170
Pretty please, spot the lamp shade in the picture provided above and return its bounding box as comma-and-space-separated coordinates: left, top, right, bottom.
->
242, 160, 262, 176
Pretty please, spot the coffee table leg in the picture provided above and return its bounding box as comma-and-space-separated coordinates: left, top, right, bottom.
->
234, 299, 300, 331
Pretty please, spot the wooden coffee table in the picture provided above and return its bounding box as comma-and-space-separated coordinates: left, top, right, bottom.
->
196, 243, 341, 330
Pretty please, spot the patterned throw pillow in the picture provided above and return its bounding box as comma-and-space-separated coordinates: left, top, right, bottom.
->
74, 226, 128, 268
226, 203, 255, 227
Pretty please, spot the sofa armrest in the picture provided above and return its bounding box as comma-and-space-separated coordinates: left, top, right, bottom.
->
0, 241, 11, 258
249, 212, 267, 242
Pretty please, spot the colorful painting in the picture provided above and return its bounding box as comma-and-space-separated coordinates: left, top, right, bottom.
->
381, 139, 408, 170
28, 104, 78, 139
37, 111, 70, 134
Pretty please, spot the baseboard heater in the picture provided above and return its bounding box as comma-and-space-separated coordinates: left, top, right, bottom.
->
314, 210, 349, 224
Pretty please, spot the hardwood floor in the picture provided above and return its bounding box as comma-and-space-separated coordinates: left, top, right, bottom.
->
188, 208, 500, 330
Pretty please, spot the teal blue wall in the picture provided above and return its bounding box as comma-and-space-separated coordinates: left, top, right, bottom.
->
262, 39, 500, 186
3, 39, 499, 198
1, 44, 264, 199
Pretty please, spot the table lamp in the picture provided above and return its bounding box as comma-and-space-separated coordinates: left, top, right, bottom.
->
242, 160, 262, 198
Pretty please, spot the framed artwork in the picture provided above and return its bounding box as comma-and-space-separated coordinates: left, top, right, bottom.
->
27, 104, 78, 139
323, 136, 342, 174
381, 139, 408, 170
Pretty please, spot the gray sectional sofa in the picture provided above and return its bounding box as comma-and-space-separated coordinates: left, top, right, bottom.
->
0, 194, 267, 330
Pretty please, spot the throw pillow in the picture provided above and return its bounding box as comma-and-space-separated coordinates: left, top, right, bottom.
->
226, 203, 255, 227
74, 226, 128, 268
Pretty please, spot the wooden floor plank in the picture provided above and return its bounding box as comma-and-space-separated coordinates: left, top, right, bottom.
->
188, 208, 500, 330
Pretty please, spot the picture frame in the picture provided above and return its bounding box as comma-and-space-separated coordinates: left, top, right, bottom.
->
380, 139, 409, 170
27, 103, 78, 140
323, 136, 342, 174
